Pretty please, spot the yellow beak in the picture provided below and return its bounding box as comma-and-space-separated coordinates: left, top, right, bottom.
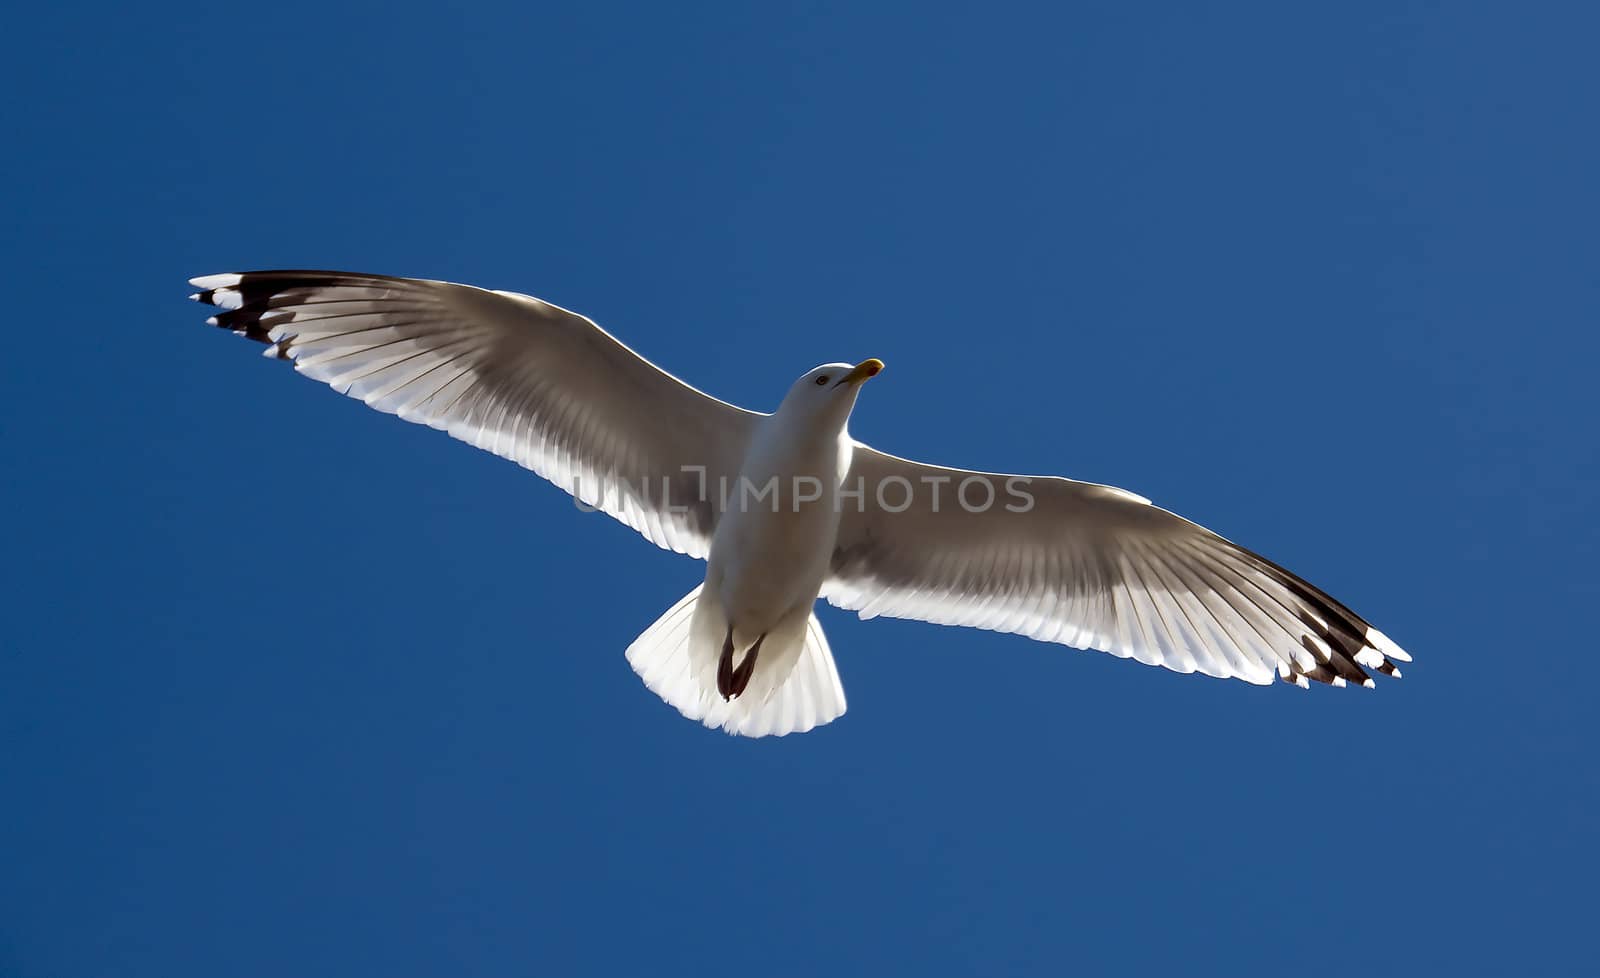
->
839, 358, 885, 386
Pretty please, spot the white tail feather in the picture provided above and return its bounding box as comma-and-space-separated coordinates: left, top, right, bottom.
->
625, 584, 846, 737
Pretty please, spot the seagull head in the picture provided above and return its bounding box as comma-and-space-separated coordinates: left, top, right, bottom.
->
773, 359, 884, 431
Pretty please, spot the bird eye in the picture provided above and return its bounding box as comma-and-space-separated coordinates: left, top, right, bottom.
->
815, 375, 830, 386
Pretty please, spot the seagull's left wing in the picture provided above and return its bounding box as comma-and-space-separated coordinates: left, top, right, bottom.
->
191, 270, 759, 557
825, 442, 1410, 688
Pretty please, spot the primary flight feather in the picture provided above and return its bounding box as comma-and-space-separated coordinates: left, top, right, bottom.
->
190, 269, 1411, 737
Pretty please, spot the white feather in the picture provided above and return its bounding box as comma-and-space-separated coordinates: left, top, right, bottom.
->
626, 585, 846, 737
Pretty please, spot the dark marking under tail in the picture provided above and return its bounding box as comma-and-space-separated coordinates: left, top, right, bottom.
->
716, 625, 736, 699
716, 625, 764, 701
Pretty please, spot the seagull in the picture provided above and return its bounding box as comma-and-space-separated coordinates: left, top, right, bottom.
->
190, 270, 1411, 737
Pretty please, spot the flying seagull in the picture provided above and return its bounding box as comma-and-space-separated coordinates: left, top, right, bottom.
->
190, 270, 1410, 737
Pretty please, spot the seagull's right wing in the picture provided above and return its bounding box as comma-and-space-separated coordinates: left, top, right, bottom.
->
191, 270, 759, 557
825, 443, 1410, 688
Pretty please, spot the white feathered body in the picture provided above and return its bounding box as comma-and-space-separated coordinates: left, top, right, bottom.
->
709, 418, 853, 642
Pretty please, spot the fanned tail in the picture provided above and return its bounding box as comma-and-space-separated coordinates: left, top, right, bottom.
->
625, 585, 846, 737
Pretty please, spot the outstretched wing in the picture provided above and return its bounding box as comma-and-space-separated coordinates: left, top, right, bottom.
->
191, 270, 758, 557
826, 443, 1410, 688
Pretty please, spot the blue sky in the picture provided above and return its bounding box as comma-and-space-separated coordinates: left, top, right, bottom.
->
4, 1, 1597, 974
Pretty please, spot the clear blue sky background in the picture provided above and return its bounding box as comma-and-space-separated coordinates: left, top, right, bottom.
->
4, 1, 1596, 975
